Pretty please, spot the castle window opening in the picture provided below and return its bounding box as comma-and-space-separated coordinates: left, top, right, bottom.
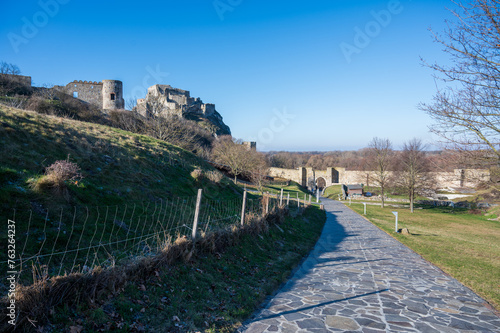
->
91, 85, 94, 89
73, 91, 78, 98
110, 93, 115, 101
74, 84, 77, 87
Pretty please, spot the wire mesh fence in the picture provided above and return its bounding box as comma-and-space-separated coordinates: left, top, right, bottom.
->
1, 190, 309, 294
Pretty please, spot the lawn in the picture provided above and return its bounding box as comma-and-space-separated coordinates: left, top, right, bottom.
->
349, 203, 500, 310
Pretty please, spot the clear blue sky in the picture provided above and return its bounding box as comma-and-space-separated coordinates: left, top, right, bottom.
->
1, 0, 457, 151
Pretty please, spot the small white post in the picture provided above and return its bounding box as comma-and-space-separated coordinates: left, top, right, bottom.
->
240, 190, 247, 226
363, 202, 366, 215
280, 188, 283, 206
392, 211, 399, 233
192, 189, 203, 241
316, 188, 320, 203
304, 193, 307, 206
266, 192, 269, 214
297, 192, 300, 208
287, 193, 290, 206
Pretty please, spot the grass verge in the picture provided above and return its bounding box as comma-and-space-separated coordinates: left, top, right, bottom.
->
39, 206, 325, 332
349, 203, 500, 310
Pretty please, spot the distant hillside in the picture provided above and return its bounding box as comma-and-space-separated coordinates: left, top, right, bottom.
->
0, 105, 240, 215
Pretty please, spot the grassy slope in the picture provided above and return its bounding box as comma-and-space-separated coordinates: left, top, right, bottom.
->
49, 207, 326, 332
0, 106, 240, 209
349, 203, 500, 310
0, 106, 242, 272
0, 106, 328, 332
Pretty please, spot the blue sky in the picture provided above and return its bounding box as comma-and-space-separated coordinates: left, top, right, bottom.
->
1, 0, 457, 151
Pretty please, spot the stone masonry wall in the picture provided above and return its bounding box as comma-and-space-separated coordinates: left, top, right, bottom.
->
55, 80, 103, 108
269, 167, 490, 190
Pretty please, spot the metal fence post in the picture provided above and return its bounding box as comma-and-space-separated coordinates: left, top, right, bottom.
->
192, 189, 202, 241
240, 190, 247, 226
392, 211, 399, 232
266, 193, 269, 214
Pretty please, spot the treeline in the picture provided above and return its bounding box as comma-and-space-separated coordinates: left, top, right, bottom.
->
266, 149, 478, 172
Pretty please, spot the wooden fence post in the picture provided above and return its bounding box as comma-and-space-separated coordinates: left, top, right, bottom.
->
240, 190, 247, 226
192, 189, 202, 241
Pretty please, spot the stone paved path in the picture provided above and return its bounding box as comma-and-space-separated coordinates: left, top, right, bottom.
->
239, 198, 500, 332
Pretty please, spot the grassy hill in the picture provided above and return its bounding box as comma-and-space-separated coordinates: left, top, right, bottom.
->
0, 105, 327, 332
0, 105, 240, 209
0, 105, 244, 292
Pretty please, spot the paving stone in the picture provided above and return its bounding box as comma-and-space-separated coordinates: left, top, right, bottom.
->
355, 318, 386, 330
325, 315, 360, 330
414, 322, 441, 333
296, 318, 326, 330
238, 199, 500, 333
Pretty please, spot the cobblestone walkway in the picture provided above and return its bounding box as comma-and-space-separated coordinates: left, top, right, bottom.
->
239, 198, 500, 332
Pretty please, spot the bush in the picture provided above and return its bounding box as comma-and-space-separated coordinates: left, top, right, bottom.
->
33, 159, 83, 199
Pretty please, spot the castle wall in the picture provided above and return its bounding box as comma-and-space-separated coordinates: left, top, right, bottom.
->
201, 103, 215, 116
56, 80, 103, 108
269, 167, 490, 190
269, 167, 302, 184
167, 87, 190, 105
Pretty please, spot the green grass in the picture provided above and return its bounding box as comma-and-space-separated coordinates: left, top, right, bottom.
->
244, 181, 310, 198
49, 206, 327, 332
0, 106, 242, 287
324, 185, 342, 199
349, 203, 500, 310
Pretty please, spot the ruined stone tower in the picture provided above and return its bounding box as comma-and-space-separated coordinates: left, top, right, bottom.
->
102, 80, 124, 110
54, 79, 124, 110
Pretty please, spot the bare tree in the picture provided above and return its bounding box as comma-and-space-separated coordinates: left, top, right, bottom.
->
368, 137, 393, 208
212, 136, 256, 184
395, 139, 433, 213
419, 0, 500, 165
248, 151, 269, 193
0, 61, 21, 75
126, 97, 138, 111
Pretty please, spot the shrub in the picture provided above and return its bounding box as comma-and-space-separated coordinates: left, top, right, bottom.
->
190, 169, 204, 180
33, 159, 83, 198
205, 170, 224, 183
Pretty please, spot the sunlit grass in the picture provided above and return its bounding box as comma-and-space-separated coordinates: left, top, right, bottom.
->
349, 202, 500, 310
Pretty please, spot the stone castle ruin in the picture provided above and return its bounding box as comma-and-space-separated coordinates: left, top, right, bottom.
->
3, 74, 230, 134
53, 79, 125, 110
136, 84, 215, 118
135, 84, 230, 135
